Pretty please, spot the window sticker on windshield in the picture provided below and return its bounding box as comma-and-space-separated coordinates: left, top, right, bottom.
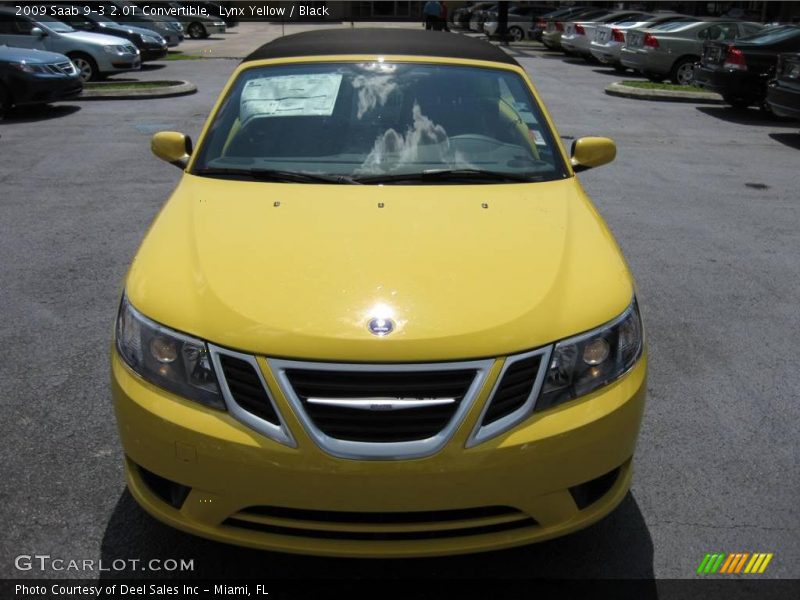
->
241, 74, 343, 122
530, 129, 546, 146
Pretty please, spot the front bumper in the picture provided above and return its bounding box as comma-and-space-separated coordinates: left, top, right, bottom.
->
205, 23, 226, 35
7, 72, 83, 106
162, 31, 183, 47
112, 347, 647, 557
99, 53, 141, 74
767, 81, 800, 119
141, 44, 169, 62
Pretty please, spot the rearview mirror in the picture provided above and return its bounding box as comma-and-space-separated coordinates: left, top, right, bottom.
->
151, 131, 193, 168
30, 27, 46, 37
570, 137, 616, 172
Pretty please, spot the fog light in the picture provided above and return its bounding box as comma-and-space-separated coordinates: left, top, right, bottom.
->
583, 338, 610, 365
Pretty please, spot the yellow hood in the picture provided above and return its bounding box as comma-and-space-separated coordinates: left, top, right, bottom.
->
126, 174, 633, 361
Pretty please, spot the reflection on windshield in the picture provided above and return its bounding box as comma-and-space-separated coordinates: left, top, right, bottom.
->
192, 62, 567, 184
358, 102, 474, 174
352, 74, 398, 118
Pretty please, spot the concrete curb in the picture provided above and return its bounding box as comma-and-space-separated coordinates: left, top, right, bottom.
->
605, 81, 724, 104
78, 80, 197, 100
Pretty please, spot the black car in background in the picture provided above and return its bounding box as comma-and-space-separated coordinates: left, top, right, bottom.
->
0, 44, 82, 114
767, 52, 800, 118
50, 6, 168, 61
695, 25, 800, 109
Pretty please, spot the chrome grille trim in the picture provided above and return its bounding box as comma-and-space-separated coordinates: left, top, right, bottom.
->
466, 346, 552, 448
269, 357, 494, 460
208, 344, 296, 448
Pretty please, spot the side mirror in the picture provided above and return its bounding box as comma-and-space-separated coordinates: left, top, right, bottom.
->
30, 27, 46, 37
570, 136, 616, 172
151, 131, 193, 168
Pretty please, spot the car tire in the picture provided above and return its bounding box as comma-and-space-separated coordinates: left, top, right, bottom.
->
68, 52, 99, 82
613, 64, 628, 73
508, 26, 524, 42
722, 94, 752, 109
670, 57, 698, 86
188, 22, 207, 39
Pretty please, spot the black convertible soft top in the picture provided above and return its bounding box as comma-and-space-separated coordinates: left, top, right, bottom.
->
243, 28, 519, 66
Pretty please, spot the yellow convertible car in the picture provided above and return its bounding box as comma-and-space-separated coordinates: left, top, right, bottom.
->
112, 29, 646, 557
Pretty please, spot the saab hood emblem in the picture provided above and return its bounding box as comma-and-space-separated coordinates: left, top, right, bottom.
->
367, 317, 395, 336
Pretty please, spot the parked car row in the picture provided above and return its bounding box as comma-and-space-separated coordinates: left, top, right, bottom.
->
526, 6, 800, 117
0, 0, 235, 115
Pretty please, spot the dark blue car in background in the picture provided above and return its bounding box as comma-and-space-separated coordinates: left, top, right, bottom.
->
0, 44, 82, 115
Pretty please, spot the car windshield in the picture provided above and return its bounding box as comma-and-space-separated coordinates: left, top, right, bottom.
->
38, 18, 76, 33
192, 62, 568, 184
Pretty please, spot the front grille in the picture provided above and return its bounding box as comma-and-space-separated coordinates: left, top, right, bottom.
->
285, 368, 476, 443
53, 61, 75, 75
224, 505, 537, 541
483, 355, 542, 425
218, 354, 280, 425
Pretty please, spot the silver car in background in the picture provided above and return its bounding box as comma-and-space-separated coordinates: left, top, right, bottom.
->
0, 8, 140, 81
590, 14, 692, 71
560, 11, 651, 59
620, 19, 763, 84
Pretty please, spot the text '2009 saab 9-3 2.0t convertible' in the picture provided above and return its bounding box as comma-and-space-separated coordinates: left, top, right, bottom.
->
111, 29, 647, 558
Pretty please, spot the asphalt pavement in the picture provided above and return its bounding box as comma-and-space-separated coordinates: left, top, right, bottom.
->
0, 33, 798, 582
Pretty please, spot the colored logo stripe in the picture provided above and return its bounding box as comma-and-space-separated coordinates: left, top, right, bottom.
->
697, 552, 773, 575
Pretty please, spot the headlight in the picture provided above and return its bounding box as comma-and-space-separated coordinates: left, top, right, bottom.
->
536, 299, 643, 412
103, 45, 127, 54
115, 296, 224, 409
141, 34, 163, 44
11, 62, 46, 73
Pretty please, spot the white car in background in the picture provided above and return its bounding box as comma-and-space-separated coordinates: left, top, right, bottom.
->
0, 8, 140, 81
561, 10, 651, 60
590, 14, 693, 72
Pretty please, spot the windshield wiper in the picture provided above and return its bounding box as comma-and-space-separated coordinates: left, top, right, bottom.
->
193, 167, 362, 184
354, 169, 542, 184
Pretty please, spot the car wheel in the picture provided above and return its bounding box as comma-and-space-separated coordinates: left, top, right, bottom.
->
613, 64, 628, 74
670, 57, 697, 86
722, 94, 752, 109
68, 53, 98, 82
188, 22, 206, 39
508, 26, 524, 42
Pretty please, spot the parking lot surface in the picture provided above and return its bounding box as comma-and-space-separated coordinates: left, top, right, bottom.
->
0, 34, 798, 580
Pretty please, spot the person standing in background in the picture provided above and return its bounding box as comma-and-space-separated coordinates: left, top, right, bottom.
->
441, 2, 450, 31
423, 1, 442, 30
